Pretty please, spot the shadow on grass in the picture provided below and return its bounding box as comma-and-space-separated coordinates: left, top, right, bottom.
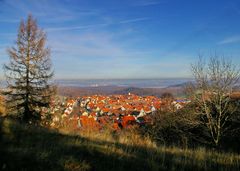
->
0, 117, 239, 171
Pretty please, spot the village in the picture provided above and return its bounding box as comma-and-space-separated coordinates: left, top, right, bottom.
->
48, 93, 190, 130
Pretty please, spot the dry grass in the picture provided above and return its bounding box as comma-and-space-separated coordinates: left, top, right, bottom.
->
0, 96, 6, 116
0, 118, 240, 171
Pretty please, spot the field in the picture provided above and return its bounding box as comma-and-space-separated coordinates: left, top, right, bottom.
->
0, 118, 239, 171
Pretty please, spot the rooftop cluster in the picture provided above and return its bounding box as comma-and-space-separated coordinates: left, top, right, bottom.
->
49, 93, 190, 130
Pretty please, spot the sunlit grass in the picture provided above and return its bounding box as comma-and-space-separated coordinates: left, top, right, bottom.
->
0, 118, 239, 171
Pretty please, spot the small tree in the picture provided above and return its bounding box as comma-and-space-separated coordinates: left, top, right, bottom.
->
3, 15, 54, 122
160, 92, 174, 112
161, 92, 174, 99
190, 55, 239, 146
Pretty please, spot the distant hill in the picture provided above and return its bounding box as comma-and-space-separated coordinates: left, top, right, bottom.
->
58, 85, 185, 97
166, 81, 193, 88
113, 87, 150, 96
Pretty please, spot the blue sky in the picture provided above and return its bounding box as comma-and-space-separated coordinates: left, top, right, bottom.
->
0, 0, 240, 79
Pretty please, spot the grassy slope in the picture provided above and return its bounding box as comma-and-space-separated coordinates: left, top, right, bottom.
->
0, 118, 239, 171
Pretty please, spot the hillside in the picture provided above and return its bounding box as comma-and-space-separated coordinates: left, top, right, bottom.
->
1, 118, 240, 171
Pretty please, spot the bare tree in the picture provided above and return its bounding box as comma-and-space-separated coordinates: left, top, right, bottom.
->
3, 15, 54, 122
160, 92, 175, 111
190, 55, 239, 146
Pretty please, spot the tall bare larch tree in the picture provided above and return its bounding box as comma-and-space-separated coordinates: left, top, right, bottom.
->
3, 15, 54, 122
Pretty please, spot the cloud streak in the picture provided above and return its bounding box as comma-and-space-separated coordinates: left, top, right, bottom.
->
46, 17, 149, 32
46, 23, 108, 32
218, 35, 240, 45
133, 0, 166, 6
119, 17, 149, 24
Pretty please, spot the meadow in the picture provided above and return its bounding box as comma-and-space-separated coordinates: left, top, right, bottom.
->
1, 118, 239, 171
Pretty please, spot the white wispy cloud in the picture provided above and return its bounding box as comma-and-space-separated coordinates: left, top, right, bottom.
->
47, 31, 157, 79
46, 17, 149, 32
133, 0, 166, 6
0, 0, 99, 24
46, 23, 109, 32
119, 17, 149, 24
49, 32, 148, 59
0, 0, 166, 79
218, 35, 240, 45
